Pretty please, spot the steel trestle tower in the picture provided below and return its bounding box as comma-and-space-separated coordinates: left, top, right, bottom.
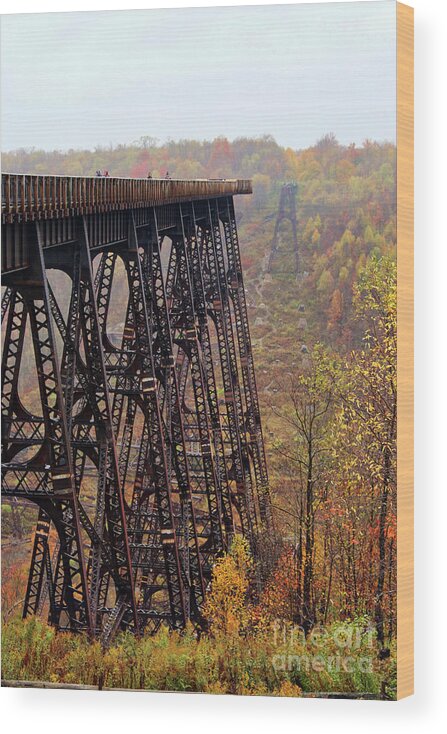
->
267, 182, 299, 275
1, 175, 272, 641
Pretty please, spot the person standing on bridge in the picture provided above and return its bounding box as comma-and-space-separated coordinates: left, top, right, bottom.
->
147, 171, 152, 179
165, 171, 171, 179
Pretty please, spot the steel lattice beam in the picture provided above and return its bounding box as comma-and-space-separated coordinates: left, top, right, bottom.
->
1, 181, 272, 641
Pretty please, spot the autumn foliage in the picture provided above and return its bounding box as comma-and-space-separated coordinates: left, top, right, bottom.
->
2, 134, 398, 697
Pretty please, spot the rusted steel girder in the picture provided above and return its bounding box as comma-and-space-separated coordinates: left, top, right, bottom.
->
1, 186, 271, 641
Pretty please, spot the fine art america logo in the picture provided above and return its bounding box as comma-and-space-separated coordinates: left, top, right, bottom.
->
271, 621, 375, 675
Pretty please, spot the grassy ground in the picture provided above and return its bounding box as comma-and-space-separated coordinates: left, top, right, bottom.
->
1, 615, 396, 699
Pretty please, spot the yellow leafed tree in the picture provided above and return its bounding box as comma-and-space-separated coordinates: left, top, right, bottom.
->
203, 536, 252, 637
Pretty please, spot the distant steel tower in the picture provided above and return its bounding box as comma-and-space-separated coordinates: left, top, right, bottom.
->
267, 183, 299, 275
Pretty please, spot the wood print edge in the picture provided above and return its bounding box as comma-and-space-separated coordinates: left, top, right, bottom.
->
396, 0, 414, 701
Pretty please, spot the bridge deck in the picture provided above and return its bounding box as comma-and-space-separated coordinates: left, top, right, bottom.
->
1, 174, 252, 224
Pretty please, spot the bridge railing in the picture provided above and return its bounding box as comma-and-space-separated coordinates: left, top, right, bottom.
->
1, 174, 252, 222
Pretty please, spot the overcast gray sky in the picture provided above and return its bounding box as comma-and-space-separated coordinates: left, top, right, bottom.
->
0, 2, 396, 152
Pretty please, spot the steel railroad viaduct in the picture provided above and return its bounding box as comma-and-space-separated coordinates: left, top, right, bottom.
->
1, 174, 272, 642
